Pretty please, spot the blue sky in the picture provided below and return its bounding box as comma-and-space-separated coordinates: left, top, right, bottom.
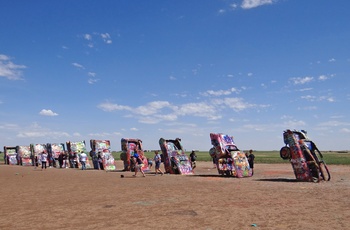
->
1, 0, 349, 152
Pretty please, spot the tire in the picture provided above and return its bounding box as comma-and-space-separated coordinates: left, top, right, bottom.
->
319, 162, 331, 181
280, 146, 291, 160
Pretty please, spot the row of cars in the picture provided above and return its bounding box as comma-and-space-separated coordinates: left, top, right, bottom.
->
3, 130, 331, 182
3, 134, 253, 178
3, 140, 115, 170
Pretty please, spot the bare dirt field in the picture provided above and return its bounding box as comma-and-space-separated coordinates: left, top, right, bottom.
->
0, 162, 349, 230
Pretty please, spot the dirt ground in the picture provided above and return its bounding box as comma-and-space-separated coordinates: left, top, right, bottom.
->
0, 161, 349, 230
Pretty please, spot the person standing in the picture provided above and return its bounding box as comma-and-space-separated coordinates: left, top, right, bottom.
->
58, 152, 64, 168
98, 152, 104, 170
190, 150, 197, 170
69, 151, 75, 168
133, 153, 146, 177
41, 151, 48, 170
80, 151, 87, 170
153, 150, 164, 175
247, 149, 255, 175
90, 150, 99, 170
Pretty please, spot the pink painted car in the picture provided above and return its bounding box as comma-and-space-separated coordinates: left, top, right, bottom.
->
209, 133, 251, 177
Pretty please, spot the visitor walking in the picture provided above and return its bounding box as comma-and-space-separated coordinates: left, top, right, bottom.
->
133, 153, 146, 177
190, 150, 197, 170
247, 149, 255, 175
153, 150, 164, 175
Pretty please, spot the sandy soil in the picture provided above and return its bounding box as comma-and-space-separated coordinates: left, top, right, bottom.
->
0, 161, 349, 230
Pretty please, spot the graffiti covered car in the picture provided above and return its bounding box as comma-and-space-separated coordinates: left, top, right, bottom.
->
17, 145, 33, 166
90, 140, 116, 171
3, 146, 19, 165
280, 129, 330, 182
47, 143, 66, 168
159, 138, 193, 175
209, 133, 251, 177
120, 138, 149, 172
67, 141, 91, 169
30, 144, 48, 166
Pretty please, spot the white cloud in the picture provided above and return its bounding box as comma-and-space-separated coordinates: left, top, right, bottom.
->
87, 72, 99, 84
300, 95, 335, 102
39, 109, 59, 116
88, 78, 99, 84
340, 128, 350, 133
298, 106, 317, 111
101, 33, 112, 44
97, 102, 132, 112
0, 54, 26, 80
328, 58, 336, 62
17, 131, 69, 138
212, 97, 255, 112
298, 88, 313, 92
282, 119, 306, 127
318, 75, 329, 81
98, 95, 268, 123
218, 9, 226, 14
290, 76, 313, 85
230, 4, 238, 9
72, 62, 85, 69
88, 72, 96, 77
317, 120, 350, 129
135, 101, 172, 116
84, 34, 92, 41
177, 102, 219, 120
241, 0, 276, 9
202, 88, 240, 96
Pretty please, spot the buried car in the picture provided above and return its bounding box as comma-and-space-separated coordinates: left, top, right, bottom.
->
30, 143, 48, 167
3, 146, 19, 165
90, 139, 116, 171
120, 138, 149, 172
209, 133, 252, 177
159, 138, 193, 175
17, 145, 33, 166
280, 129, 330, 182
66, 141, 91, 169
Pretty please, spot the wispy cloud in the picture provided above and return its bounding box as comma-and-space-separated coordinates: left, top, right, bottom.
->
0, 54, 26, 80
290, 76, 313, 85
98, 102, 132, 112
16, 122, 68, 138
241, 0, 277, 9
84, 34, 92, 41
39, 109, 59, 116
81, 32, 113, 48
87, 72, 99, 84
101, 33, 112, 44
97, 95, 268, 124
201, 88, 240, 96
72, 62, 85, 69
301, 95, 335, 102
318, 75, 329, 81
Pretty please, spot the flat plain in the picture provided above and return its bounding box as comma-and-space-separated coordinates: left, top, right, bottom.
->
0, 161, 349, 230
